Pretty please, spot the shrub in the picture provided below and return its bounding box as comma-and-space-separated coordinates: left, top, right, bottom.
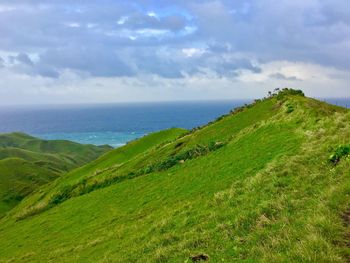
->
285, 103, 294, 113
276, 88, 305, 100
329, 145, 350, 164
49, 185, 74, 205
141, 141, 226, 175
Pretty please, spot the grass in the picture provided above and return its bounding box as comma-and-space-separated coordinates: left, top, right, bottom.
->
0, 132, 112, 170
0, 90, 349, 262
10, 128, 187, 219
0, 158, 58, 216
0, 133, 112, 217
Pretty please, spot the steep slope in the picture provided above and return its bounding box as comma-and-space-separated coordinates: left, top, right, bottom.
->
10, 128, 188, 218
0, 90, 349, 262
0, 158, 58, 216
0, 133, 112, 217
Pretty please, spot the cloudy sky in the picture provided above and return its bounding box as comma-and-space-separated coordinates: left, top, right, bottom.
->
0, 0, 349, 105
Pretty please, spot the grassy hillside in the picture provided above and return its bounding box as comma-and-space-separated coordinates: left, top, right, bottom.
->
0, 158, 57, 216
0, 90, 349, 262
0, 132, 112, 170
0, 133, 112, 217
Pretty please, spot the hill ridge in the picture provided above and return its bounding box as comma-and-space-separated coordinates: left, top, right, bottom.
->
0, 89, 349, 262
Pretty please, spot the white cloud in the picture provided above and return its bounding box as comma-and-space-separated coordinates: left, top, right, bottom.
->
237, 60, 350, 97
181, 26, 197, 35
64, 22, 80, 28
147, 11, 157, 18
0, 60, 349, 106
87, 23, 97, 28
135, 28, 170, 38
182, 48, 205, 57
117, 16, 128, 25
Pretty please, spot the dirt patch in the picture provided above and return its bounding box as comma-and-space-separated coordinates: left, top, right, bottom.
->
190, 253, 209, 262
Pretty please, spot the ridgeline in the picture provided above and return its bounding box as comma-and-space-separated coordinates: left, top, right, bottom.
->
0, 89, 349, 262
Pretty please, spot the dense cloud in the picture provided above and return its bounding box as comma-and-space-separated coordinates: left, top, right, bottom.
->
269, 73, 302, 82
0, 0, 349, 104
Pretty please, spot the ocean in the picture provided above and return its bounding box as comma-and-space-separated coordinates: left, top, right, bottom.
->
0, 98, 348, 147
0, 100, 248, 147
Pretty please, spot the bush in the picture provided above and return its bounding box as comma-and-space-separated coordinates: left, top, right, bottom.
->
141, 141, 226, 175
276, 88, 305, 100
49, 185, 74, 205
329, 145, 350, 164
285, 103, 294, 113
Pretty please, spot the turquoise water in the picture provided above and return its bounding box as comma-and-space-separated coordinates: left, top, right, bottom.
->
36, 131, 146, 147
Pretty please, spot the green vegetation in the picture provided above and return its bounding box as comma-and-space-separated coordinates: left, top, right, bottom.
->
0, 90, 349, 262
329, 145, 350, 164
12, 128, 187, 219
0, 132, 112, 217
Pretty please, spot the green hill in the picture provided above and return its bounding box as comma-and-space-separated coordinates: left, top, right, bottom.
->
0, 89, 349, 262
0, 133, 112, 217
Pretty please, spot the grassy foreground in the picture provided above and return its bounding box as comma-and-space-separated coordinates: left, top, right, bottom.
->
0, 133, 112, 217
0, 90, 349, 262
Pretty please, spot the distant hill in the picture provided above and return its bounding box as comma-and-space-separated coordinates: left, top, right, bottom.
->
0, 89, 349, 262
0, 132, 112, 217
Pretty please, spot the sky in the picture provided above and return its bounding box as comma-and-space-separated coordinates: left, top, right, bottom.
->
0, 0, 349, 105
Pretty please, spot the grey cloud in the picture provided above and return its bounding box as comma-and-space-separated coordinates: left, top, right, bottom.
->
189, 0, 350, 69
39, 47, 134, 77
318, 0, 350, 26
207, 42, 231, 53
192, 52, 261, 77
128, 48, 184, 78
0, 0, 349, 79
6, 52, 59, 78
132, 47, 261, 79
34, 65, 60, 78
11, 53, 34, 66
210, 59, 261, 77
269, 73, 302, 81
222, 59, 261, 73
137, 59, 184, 78
119, 12, 188, 32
